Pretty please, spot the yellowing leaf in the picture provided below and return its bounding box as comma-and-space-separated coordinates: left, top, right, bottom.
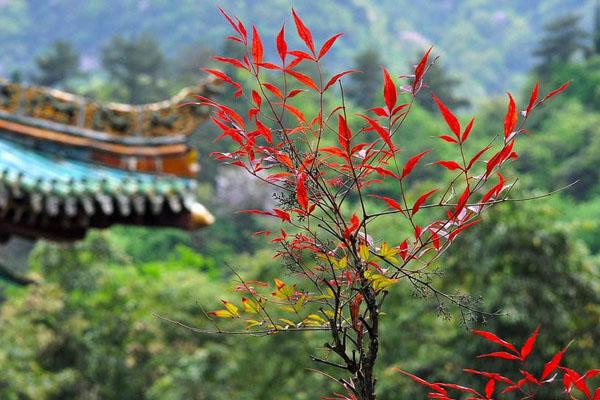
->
222, 300, 239, 316
364, 270, 399, 291
272, 278, 294, 299
307, 314, 326, 323
335, 256, 348, 270
242, 297, 262, 313
359, 244, 371, 261
279, 318, 296, 327
379, 242, 399, 264
245, 319, 263, 329
208, 309, 237, 318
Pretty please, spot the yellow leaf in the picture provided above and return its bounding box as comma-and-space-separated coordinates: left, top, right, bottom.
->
208, 309, 236, 318
273, 278, 294, 299
303, 319, 323, 327
378, 242, 399, 264
363, 270, 399, 291
222, 300, 239, 316
279, 318, 296, 327
338, 256, 348, 269
307, 314, 326, 324
359, 244, 371, 261
373, 276, 399, 291
245, 319, 263, 329
242, 297, 262, 313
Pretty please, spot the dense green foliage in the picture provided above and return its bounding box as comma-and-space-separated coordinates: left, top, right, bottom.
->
0, 3, 599, 399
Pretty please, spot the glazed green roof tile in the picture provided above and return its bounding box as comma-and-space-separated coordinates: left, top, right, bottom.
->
0, 136, 196, 198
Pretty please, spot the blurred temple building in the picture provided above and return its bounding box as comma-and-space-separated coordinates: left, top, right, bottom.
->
0, 78, 218, 245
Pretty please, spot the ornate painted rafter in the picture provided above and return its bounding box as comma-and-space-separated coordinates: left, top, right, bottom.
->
0, 79, 219, 241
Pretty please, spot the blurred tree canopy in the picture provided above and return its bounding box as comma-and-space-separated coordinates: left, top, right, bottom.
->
33, 40, 80, 88
101, 34, 168, 103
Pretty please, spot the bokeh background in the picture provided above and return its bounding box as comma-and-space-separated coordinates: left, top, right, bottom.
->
0, 0, 598, 399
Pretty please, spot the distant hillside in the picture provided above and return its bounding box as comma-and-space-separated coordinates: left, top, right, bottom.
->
0, 0, 592, 98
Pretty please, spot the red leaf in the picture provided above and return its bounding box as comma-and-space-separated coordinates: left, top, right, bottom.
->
464, 369, 515, 386
526, 82, 539, 115
319, 146, 346, 158
453, 186, 471, 217
273, 209, 291, 223
562, 368, 591, 398
521, 370, 540, 385
412, 189, 437, 216
251, 26, 263, 66
278, 103, 307, 124
462, 117, 475, 142
580, 369, 600, 381
413, 46, 433, 92
324, 70, 358, 91
252, 90, 262, 108
358, 114, 394, 151
435, 160, 463, 171
287, 89, 305, 98
370, 195, 405, 215
485, 379, 495, 399
472, 330, 519, 354
286, 69, 319, 91
395, 369, 444, 392
276, 25, 287, 63
236, 17, 247, 43
319, 33, 343, 59
448, 219, 480, 241
543, 81, 570, 102
213, 56, 248, 70
201, 68, 242, 97
478, 352, 522, 361
541, 346, 569, 380
338, 115, 351, 153
382, 67, 397, 112
262, 82, 283, 99
292, 8, 315, 55
370, 107, 389, 117
392, 103, 409, 114
296, 172, 308, 210
219, 8, 246, 43
504, 93, 518, 139
437, 383, 480, 396
467, 146, 491, 170
255, 119, 272, 144
437, 135, 458, 144
520, 325, 540, 360
402, 150, 430, 179
344, 213, 361, 238
433, 95, 461, 138
486, 141, 514, 177
364, 166, 398, 179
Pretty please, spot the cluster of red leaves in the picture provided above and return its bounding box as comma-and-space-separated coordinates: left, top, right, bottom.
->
195, 7, 570, 335
397, 327, 599, 400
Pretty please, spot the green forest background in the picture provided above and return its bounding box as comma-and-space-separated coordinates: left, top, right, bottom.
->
0, 0, 598, 399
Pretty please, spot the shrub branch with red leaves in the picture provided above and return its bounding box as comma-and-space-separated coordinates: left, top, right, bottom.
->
397, 326, 599, 400
182, 8, 572, 400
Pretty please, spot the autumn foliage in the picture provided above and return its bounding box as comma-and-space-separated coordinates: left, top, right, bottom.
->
398, 327, 600, 400
187, 7, 577, 400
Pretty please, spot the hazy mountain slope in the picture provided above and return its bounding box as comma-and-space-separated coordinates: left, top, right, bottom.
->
0, 0, 592, 98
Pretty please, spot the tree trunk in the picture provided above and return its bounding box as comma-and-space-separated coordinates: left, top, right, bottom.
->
352, 285, 379, 400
